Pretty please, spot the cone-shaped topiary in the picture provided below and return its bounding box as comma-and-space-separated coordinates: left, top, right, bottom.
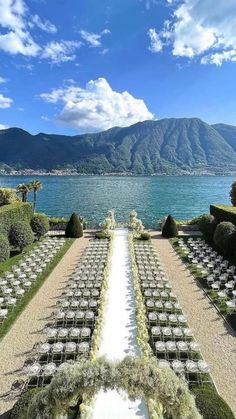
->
162, 214, 178, 238
65, 213, 83, 238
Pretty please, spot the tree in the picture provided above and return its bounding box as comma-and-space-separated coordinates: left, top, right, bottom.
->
162, 214, 178, 238
65, 213, 83, 238
230, 181, 236, 206
29, 180, 42, 212
16, 184, 30, 203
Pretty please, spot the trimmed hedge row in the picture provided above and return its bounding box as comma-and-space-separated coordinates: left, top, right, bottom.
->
0, 234, 10, 261
210, 204, 236, 226
0, 202, 33, 235
49, 217, 67, 231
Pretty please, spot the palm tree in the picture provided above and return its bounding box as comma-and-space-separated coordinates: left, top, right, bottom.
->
16, 184, 30, 203
29, 180, 42, 212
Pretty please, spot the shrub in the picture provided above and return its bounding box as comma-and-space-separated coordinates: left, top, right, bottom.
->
230, 181, 236, 206
0, 188, 19, 206
210, 204, 236, 226
31, 213, 49, 238
65, 213, 83, 238
49, 216, 67, 231
9, 222, 34, 251
213, 221, 236, 255
0, 234, 10, 262
139, 232, 151, 240
188, 215, 206, 225
0, 202, 33, 236
162, 215, 178, 238
198, 214, 216, 240
192, 386, 234, 419
10, 388, 41, 419
95, 231, 110, 239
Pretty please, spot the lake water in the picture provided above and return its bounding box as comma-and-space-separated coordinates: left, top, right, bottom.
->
0, 176, 234, 227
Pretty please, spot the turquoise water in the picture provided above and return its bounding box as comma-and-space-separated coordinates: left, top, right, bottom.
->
0, 176, 234, 227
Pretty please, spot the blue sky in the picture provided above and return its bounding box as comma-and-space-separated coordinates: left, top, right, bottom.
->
0, 0, 236, 134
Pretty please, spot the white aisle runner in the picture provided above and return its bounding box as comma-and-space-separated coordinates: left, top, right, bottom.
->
92, 228, 149, 419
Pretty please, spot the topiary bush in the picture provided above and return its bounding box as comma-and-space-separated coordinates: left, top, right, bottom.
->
65, 213, 83, 238
9, 222, 34, 251
213, 221, 236, 255
192, 386, 234, 419
31, 213, 49, 239
198, 214, 216, 240
138, 232, 151, 240
162, 215, 178, 238
95, 231, 110, 239
0, 234, 10, 262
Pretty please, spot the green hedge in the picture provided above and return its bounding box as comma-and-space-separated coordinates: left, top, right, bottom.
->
49, 216, 67, 231
210, 204, 236, 226
192, 386, 234, 419
0, 203, 33, 235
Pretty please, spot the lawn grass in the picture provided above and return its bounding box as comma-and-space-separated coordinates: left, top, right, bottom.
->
170, 237, 236, 333
0, 238, 74, 340
0, 241, 40, 275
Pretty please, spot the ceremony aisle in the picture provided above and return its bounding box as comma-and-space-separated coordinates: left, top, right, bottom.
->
92, 228, 148, 419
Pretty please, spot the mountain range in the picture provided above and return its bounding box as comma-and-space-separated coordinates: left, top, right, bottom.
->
1, 118, 236, 175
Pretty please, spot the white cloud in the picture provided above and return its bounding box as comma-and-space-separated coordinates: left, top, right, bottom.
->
148, 28, 163, 53
41, 115, 50, 121
30, 14, 57, 34
0, 0, 40, 56
0, 93, 13, 108
41, 40, 81, 64
201, 49, 236, 66
152, 0, 236, 65
0, 1, 79, 65
0, 123, 9, 129
0, 76, 7, 83
40, 78, 154, 132
80, 29, 110, 48
141, 0, 158, 10
99, 48, 109, 55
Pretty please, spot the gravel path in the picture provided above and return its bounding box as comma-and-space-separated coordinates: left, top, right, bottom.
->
0, 235, 89, 415
151, 232, 236, 416
92, 229, 149, 419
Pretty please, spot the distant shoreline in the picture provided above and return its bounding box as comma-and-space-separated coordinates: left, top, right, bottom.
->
1, 171, 235, 177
